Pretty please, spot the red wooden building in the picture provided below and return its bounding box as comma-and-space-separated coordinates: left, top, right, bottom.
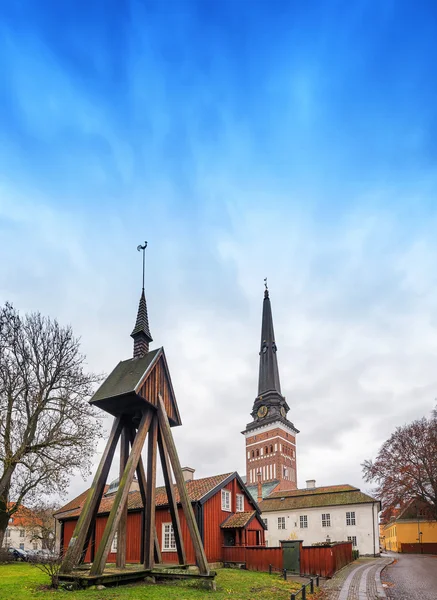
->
55, 470, 266, 565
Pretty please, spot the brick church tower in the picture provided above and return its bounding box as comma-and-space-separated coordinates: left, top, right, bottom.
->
242, 284, 299, 491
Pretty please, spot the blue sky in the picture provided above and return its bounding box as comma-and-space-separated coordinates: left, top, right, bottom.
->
1, 1, 437, 499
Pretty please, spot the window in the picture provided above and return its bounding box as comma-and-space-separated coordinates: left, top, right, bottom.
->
236, 494, 244, 512
322, 513, 331, 527
263, 518, 268, 530
19, 543, 24, 550
299, 515, 308, 528
265, 446, 268, 454
5, 528, 10, 538
162, 523, 176, 551
348, 536, 357, 548
33, 544, 38, 550
20, 529, 25, 538
346, 511, 356, 526
278, 517, 286, 530
221, 489, 231, 512
251, 450, 254, 458
111, 532, 118, 553
270, 445, 273, 453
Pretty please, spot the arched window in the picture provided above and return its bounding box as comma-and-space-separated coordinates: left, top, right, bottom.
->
256, 449, 259, 457
265, 446, 268, 454
251, 450, 254, 458
270, 445, 273, 453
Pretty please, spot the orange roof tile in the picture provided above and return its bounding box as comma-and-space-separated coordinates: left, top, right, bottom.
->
7, 504, 42, 528
55, 473, 233, 520
221, 511, 256, 529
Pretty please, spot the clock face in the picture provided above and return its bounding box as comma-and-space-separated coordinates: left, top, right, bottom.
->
280, 407, 286, 418
257, 405, 268, 419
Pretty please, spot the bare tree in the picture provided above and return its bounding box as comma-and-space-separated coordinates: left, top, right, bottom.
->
0, 303, 102, 548
24, 501, 60, 552
362, 408, 437, 520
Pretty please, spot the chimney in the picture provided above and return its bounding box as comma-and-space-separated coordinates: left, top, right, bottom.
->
306, 479, 316, 489
257, 471, 262, 503
182, 467, 195, 482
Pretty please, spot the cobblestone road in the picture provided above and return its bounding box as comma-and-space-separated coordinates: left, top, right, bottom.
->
322, 557, 393, 600
382, 553, 437, 600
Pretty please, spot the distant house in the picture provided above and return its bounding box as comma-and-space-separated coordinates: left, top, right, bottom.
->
55, 469, 266, 565
258, 480, 380, 556
3, 505, 42, 552
381, 499, 437, 554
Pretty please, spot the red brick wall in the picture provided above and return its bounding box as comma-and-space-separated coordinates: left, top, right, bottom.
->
246, 427, 297, 490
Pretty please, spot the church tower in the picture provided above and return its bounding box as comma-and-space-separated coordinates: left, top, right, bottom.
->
242, 284, 299, 491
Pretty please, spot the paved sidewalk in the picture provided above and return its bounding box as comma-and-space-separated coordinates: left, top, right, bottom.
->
322, 557, 393, 600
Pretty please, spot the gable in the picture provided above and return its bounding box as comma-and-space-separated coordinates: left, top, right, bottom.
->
136, 350, 181, 426
89, 347, 181, 426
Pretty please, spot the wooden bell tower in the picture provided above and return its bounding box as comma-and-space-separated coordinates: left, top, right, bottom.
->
60, 243, 209, 579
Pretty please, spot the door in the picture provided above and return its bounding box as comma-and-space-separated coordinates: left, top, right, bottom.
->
282, 541, 300, 573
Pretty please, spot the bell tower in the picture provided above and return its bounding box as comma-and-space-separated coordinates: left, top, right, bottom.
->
242, 283, 299, 491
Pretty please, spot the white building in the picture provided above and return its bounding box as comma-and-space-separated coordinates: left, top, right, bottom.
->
259, 480, 380, 556
3, 505, 42, 552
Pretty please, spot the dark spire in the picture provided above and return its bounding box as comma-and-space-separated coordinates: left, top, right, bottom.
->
131, 289, 153, 358
258, 284, 282, 396
131, 242, 153, 358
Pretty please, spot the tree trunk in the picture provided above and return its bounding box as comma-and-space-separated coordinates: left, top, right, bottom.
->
0, 496, 10, 549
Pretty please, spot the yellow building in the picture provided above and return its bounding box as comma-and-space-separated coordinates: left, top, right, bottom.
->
381, 500, 437, 553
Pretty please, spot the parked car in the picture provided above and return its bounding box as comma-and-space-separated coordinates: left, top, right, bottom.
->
7, 547, 28, 561
26, 549, 55, 561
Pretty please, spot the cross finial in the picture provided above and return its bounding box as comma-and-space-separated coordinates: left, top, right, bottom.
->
137, 241, 147, 290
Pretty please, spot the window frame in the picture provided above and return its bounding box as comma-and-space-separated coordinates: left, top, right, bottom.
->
346, 511, 356, 526
111, 531, 118, 553
162, 522, 176, 552
262, 518, 268, 530
278, 516, 286, 530
347, 535, 357, 547
221, 489, 231, 512
321, 513, 331, 527
299, 515, 308, 528
236, 493, 244, 513
20, 529, 25, 538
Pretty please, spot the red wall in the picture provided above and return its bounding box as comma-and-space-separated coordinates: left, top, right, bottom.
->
61, 477, 264, 565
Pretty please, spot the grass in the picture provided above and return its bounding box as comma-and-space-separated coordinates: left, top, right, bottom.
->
0, 563, 322, 599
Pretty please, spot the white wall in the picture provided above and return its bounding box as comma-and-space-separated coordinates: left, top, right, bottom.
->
4, 525, 40, 552
262, 502, 379, 556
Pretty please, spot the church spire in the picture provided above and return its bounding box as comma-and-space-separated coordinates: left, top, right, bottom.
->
131, 242, 153, 358
258, 281, 282, 396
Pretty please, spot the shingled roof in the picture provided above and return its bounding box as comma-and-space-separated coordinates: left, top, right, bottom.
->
221, 511, 257, 529
55, 474, 234, 520
259, 484, 378, 513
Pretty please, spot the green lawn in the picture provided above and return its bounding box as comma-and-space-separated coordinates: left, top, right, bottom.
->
0, 563, 321, 599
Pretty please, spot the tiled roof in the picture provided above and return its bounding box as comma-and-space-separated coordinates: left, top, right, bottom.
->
221, 511, 256, 529
55, 474, 233, 520
267, 484, 358, 499
260, 487, 378, 513
7, 504, 42, 527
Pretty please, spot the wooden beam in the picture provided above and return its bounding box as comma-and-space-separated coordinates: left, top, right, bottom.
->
157, 395, 209, 575
144, 415, 158, 569
127, 424, 161, 564
60, 417, 123, 574
157, 427, 186, 565
116, 424, 130, 568
89, 410, 153, 575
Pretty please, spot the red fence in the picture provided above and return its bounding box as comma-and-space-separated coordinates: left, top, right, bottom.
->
222, 546, 283, 572
300, 542, 352, 578
401, 543, 437, 555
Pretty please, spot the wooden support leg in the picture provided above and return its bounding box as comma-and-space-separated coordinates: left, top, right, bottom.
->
158, 427, 186, 565
157, 395, 209, 575
116, 424, 130, 568
144, 415, 158, 569
89, 410, 153, 576
127, 424, 161, 564
60, 417, 123, 574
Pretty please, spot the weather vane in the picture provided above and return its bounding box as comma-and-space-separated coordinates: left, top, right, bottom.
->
137, 241, 148, 290
264, 277, 268, 291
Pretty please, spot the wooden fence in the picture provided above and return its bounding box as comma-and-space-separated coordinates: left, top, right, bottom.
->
300, 542, 352, 578
222, 546, 283, 572
400, 543, 437, 555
